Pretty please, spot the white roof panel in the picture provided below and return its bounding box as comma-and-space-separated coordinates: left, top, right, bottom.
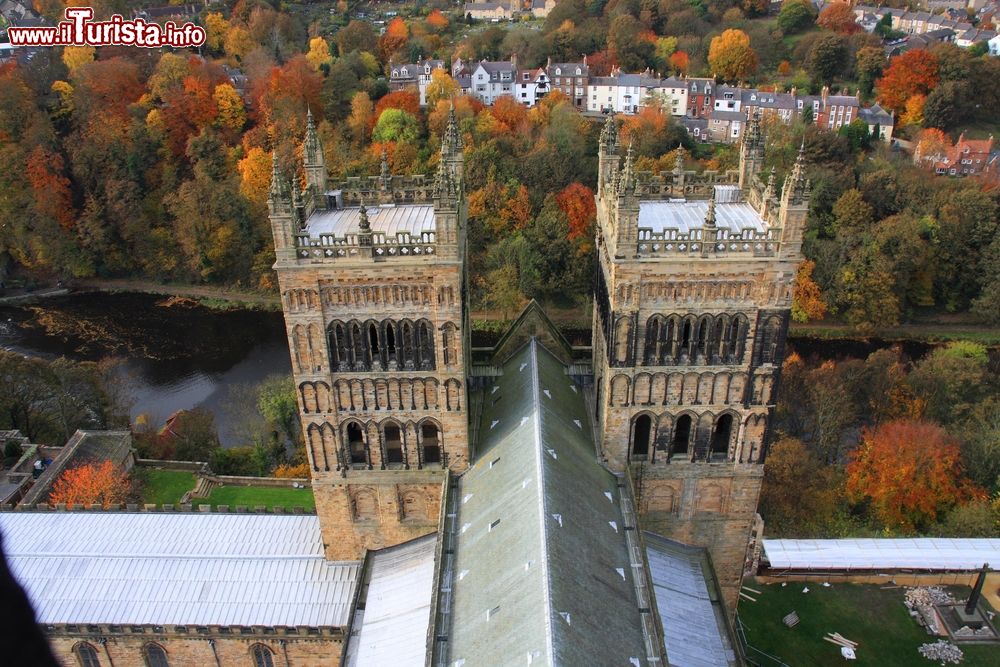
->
345, 534, 436, 667
0, 512, 361, 626
763, 538, 1000, 571
306, 205, 435, 239
638, 200, 767, 235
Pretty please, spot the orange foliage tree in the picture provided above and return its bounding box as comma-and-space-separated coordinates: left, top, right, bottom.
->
25, 146, 74, 230
916, 127, 948, 160
374, 90, 421, 121
426, 9, 449, 32
555, 182, 596, 241
816, 2, 860, 34
669, 51, 690, 75
48, 460, 131, 508
846, 420, 983, 531
792, 259, 827, 322
491, 96, 529, 134
876, 49, 939, 114
378, 17, 409, 64
708, 29, 758, 82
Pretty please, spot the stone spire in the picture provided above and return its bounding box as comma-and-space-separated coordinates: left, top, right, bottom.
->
738, 110, 765, 190
618, 142, 636, 195
742, 110, 762, 154
303, 109, 322, 164
673, 146, 686, 176
269, 151, 284, 201
290, 178, 304, 227
442, 102, 462, 157
764, 166, 777, 201
704, 187, 717, 228
358, 200, 370, 232
783, 140, 809, 204
434, 156, 456, 204
379, 148, 392, 191
600, 114, 618, 154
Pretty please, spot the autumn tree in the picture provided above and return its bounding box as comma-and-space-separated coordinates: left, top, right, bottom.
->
855, 46, 885, 98
25, 146, 74, 231
907, 342, 988, 425
372, 109, 420, 144
213, 83, 246, 134
876, 49, 939, 113
203, 12, 228, 54
378, 17, 409, 64
759, 438, 841, 535
347, 91, 374, 146
556, 182, 596, 241
48, 460, 130, 508
847, 420, 983, 532
816, 2, 860, 34
708, 29, 758, 82
669, 51, 690, 75
425, 69, 460, 107
426, 9, 449, 32
792, 260, 827, 322
900, 93, 925, 126
374, 90, 421, 120
61, 46, 94, 75
306, 37, 333, 72
336, 20, 377, 57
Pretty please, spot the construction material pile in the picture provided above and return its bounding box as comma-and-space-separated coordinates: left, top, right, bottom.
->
905, 587, 957, 635
918, 640, 963, 664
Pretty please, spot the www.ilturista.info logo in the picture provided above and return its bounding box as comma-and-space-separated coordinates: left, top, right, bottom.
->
7, 8, 206, 48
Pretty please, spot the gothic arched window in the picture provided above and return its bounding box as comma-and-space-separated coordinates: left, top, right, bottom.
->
421, 422, 441, 465
711, 414, 733, 461
347, 422, 367, 466
144, 643, 169, 667
632, 414, 652, 460
74, 643, 100, 667
384, 422, 404, 466
251, 644, 275, 667
672, 415, 692, 458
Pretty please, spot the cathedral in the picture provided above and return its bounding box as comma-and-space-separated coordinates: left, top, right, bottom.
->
1, 110, 806, 667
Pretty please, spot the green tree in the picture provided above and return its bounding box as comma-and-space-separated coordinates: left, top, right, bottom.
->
169, 408, 221, 462
777, 0, 817, 35
855, 46, 885, 99
372, 108, 420, 144
759, 437, 841, 535
257, 374, 300, 453
922, 81, 973, 130
908, 342, 989, 425
806, 34, 847, 85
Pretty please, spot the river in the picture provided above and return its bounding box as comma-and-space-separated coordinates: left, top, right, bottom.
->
0, 292, 291, 446
0, 291, 952, 446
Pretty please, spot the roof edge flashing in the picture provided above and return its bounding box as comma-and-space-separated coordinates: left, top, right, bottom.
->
529, 338, 557, 663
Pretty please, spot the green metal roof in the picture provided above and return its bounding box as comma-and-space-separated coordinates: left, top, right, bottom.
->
444, 339, 656, 666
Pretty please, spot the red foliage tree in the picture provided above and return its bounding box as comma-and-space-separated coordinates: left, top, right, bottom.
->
669, 51, 690, 75
48, 460, 130, 508
374, 90, 421, 120
161, 75, 220, 158
25, 146, 74, 230
491, 96, 529, 133
846, 420, 984, 531
876, 49, 939, 114
584, 50, 616, 76
556, 182, 596, 240
378, 17, 409, 64
816, 2, 861, 34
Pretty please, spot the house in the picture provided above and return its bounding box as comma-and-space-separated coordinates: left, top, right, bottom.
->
809, 87, 860, 132
132, 4, 199, 22
651, 76, 690, 117
956, 27, 997, 48
586, 70, 659, 115
389, 58, 445, 106
708, 109, 746, 143
989, 32, 1000, 55
858, 104, 895, 143
530, 0, 557, 17
469, 58, 517, 104
514, 67, 549, 106
0, 41, 13, 64
686, 77, 715, 118
742, 88, 796, 125
546, 59, 590, 109
463, 1, 514, 20
681, 116, 709, 143
915, 132, 995, 176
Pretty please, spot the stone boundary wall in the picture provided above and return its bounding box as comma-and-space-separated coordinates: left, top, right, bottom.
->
136, 458, 208, 473
1, 503, 317, 514
206, 474, 310, 488
757, 571, 980, 587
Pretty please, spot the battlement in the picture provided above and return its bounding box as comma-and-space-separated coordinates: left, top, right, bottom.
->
631, 168, 740, 200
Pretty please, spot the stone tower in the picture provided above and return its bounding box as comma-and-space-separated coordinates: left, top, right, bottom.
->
591, 113, 808, 610
270, 109, 470, 560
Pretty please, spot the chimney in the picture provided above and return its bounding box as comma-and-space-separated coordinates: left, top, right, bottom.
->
547, 56, 552, 69
511, 52, 518, 69
583, 53, 588, 66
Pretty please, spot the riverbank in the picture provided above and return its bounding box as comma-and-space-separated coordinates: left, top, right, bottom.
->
72, 279, 281, 310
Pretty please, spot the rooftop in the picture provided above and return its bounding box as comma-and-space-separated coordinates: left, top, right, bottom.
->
306, 204, 435, 240
638, 187, 768, 235
0, 512, 360, 627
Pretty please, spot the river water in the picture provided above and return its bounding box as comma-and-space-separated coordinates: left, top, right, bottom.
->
0, 291, 948, 446
0, 292, 291, 446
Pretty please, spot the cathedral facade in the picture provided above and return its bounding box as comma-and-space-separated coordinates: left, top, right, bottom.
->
591, 114, 808, 608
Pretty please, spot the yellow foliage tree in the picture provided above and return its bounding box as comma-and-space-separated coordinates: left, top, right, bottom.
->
213, 83, 246, 133
62, 45, 95, 76
792, 259, 827, 322
224, 26, 254, 62
203, 12, 229, 53
708, 29, 758, 82
901, 93, 926, 126
238, 147, 272, 209
306, 37, 333, 71
425, 69, 460, 107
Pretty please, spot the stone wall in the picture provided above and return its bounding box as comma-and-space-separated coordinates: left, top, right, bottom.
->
312, 469, 446, 561
48, 627, 343, 667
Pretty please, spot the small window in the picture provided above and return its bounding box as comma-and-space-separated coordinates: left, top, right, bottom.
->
144, 643, 169, 667
251, 645, 275, 667
75, 643, 101, 667
488, 605, 501, 619
490, 457, 501, 468
490, 518, 501, 530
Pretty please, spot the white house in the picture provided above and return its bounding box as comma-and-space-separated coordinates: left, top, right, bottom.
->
989, 33, 1000, 56
514, 67, 549, 106
647, 77, 689, 117
586, 71, 659, 115
470, 59, 516, 105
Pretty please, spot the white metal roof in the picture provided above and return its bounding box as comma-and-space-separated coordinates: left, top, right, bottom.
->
344, 534, 436, 667
763, 538, 1000, 571
306, 205, 436, 239
0, 513, 361, 626
638, 199, 767, 235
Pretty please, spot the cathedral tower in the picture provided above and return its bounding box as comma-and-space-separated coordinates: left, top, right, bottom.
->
270, 110, 470, 559
592, 114, 808, 610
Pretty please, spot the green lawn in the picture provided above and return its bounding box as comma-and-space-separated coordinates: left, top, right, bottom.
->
739, 580, 999, 666
140, 470, 196, 505
202, 485, 316, 511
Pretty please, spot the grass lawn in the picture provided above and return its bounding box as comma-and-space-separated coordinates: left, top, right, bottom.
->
203, 485, 315, 511
739, 579, 999, 666
140, 470, 196, 505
